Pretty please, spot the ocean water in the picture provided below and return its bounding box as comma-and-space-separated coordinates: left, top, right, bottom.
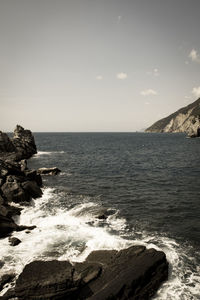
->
0, 133, 200, 299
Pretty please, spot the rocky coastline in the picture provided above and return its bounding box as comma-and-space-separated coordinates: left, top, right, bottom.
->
0, 126, 168, 299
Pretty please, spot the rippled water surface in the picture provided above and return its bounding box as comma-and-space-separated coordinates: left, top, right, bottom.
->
1, 133, 200, 299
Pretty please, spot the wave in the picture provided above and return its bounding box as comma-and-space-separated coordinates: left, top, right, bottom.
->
0, 188, 199, 299
33, 151, 65, 157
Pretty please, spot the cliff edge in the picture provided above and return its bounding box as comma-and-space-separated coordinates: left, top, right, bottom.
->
145, 98, 200, 136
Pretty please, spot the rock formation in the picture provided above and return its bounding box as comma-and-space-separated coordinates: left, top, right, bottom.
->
37, 167, 61, 175
146, 97, 200, 136
0, 126, 42, 238
3, 245, 168, 300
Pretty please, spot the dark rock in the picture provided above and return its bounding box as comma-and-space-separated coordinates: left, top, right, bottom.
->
14, 260, 101, 300
0, 132, 15, 153
0, 159, 23, 179
10, 246, 168, 300
21, 181, 42, 199
17, 225, 36, 231
0, 261, 5, 269
0, 273, 15, 291
25, 170, 42, 187
37, 167, 61, 176
1, 180, 29, 203
12, 125, 37, 160
8, 237, 21, 246
0, 215, 18, 238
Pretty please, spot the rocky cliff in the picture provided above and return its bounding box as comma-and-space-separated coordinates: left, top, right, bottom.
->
0, 126, 42, 238
146, 98, 200, 136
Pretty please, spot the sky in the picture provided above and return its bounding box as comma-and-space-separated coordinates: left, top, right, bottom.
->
0, 0, 200, 132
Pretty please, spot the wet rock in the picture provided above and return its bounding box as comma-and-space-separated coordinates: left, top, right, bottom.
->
25, 170, 42, 187
37, 167, 61, 175
8, 237, 21, 246
17, 225, 36, 232
14, 260, 101, 300
21, 181, 42, 199
9, 246, 168, 300
0, 273, 15, 291
0, 215, 18, 238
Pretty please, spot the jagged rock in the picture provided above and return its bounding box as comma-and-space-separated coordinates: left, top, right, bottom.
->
0, 132, 15, 153
12, 125, 37, 159
0, 126, 41, 238
25, 170, 42, 187
6, 246, 168, 300
0, 159, 23, 179
8, 237, 21, 246
1, 180, 29, 203
37, 167, 61, 176
0, 273, 15, 291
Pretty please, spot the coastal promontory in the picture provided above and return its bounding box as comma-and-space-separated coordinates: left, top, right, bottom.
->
146, 97, 200, 136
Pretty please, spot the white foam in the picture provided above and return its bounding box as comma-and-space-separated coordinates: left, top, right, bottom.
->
0, 188, 131, 295
127, 233, 200, 300
34, 151, 65, 157
0, 188, 199, 299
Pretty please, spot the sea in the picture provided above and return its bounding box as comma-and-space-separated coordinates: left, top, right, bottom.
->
0, 132, 200, 299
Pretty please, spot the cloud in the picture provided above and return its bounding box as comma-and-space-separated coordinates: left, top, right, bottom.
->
140, 89, 157, 96
118, 15, 122, 22
116, 72, 127, 80
146, 68, 160, 76
96, 75, 103, 80
192, 86, 200, 98
189, 49, 200, 63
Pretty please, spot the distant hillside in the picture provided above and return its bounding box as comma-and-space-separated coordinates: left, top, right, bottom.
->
145, 98, 200, 135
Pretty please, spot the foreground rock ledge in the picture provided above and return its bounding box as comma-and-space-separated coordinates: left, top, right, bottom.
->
4, 245, 168, 300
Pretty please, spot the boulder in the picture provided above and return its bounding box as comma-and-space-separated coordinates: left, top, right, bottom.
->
37, 167, 61, 176
21, 181, 42, 199
6, 246, 168, 300
8, 237, 21, 246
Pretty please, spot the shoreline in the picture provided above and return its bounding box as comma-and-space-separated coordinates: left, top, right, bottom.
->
0, 126, 168, 299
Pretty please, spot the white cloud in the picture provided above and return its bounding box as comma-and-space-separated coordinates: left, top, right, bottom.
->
96, 75, 103, 80
116, 72, 127, 80
189, 49, 200, 63
192, 86, 200, 98
140, 89, 157, 96
146, 68, 160, 76
118, 15, 122, 22
153, 68, 159, 76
